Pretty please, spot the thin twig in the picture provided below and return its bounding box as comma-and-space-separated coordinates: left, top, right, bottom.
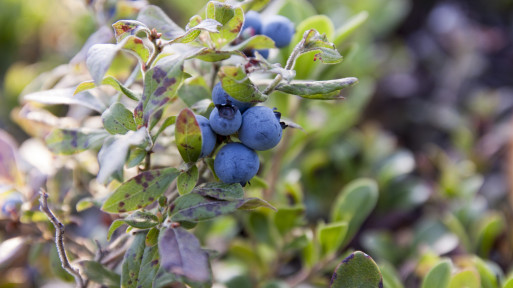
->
263, 37, 307, 95
39, 190, 85, 288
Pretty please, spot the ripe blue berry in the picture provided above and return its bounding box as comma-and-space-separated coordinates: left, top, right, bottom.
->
195, 115, 216, 158
209, 105, 242, 136
262, 15, 294, 48
1, 194, 22, 216
214, 143, 259, 185
212, 82, 253, 113
238, 106, 282, 151
242, 11, 262, 36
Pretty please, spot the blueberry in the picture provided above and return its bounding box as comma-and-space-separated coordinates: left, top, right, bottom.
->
238, 106, 283, 151
212, 82, 253, 113
195, 115, 216, 158
242, 11, 262, 36
209, 105, 242, 136
214, 143, 259, 185
262, 15, 294, 48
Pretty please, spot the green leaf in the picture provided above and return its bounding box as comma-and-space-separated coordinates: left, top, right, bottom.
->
218, 66, 267, 102
97, 128, 150, 184
152, 116, 176, 142
121, 232, 147, 288
122, 36, 150, 64
237, 198, 277, 211
80, 260, 120, 288
330, 251, 383, 288
230, 35, 276, 51
177, 165, 199, 195
448, 269, 480, 288
167, 18, 222, 44
275, 78, 358, 99
318, 221, 348, 256
473, 257, 501, 288
23, 88, 106, 113
146, 227, 160, 247
421, 260, 451, 288
273, 205, 305, 235
175, 108, 202, 163
49, 245, 74, 282
135, 55, 185, 125
240, 0, 272, 12
107, 211, 159, 240
375, 150, 415, 186
112, 20, 151, 42
171, 194, 275, 222
45, 128, 108, 155
127, 148, 147, 168
192, 182, 244, 201
330, 178, 378, 246
171, 193, 240, 222
301, 29, 343, 64
206, 2, 244, 48
333, 11, 369, 46
380, 262, 404, 288
102, 167, 179, 213
475, 212, 505, 257
136, 5, 185, 40
136, 244, 161, 288
102, 102, 137, 135
177, 76, 211, 107
74, 76, 140, 101
152, 267, 181, 288
504, 278, 513, 288
159, 227, 210, 282
276, 0, 316, 25
191, 48, 243, 62
87, 36, 147, 85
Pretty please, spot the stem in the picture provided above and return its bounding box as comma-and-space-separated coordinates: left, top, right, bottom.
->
39, 190, 85, 288
145, 30, 162, 70
263, 38, 306, 95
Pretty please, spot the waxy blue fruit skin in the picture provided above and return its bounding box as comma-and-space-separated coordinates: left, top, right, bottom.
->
1, 194, 22, 216
242, 11, 262, 35
262, 15, 294, 48
195, 115, 216, 158
214, 143, 259, 185
209, 106, 242, 136
212, 82, 253, 113
238, 106, 282, 151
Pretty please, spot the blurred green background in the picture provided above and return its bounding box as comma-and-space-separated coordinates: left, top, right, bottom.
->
1, 0, 512, 287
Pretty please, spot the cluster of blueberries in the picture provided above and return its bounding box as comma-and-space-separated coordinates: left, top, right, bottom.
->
241, 11, 295, 58
195, 83, 285, 185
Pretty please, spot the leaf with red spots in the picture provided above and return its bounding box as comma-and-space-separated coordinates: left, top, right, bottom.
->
330, 251, 383, 288
218, 66, 267, 102
274, 77, 358, 100
122, 36, 150, 64
158, 227, 211, 283
135, 55, 186, 126
121, 232, 146, 288
102, 102, 137, 135
112, 20, 150, 42
101, 167, 179, 213
45, 128, 108, 155
107, 211, 159, 241
301, 29, 343, 64
175, 108, 202, 163
206, 2, 243, 48
135, 244, 160, 288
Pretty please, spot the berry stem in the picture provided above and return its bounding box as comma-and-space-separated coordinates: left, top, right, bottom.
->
262, 36, 307, 95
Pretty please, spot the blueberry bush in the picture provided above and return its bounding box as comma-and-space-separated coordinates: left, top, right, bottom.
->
1, 0, 512, 287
